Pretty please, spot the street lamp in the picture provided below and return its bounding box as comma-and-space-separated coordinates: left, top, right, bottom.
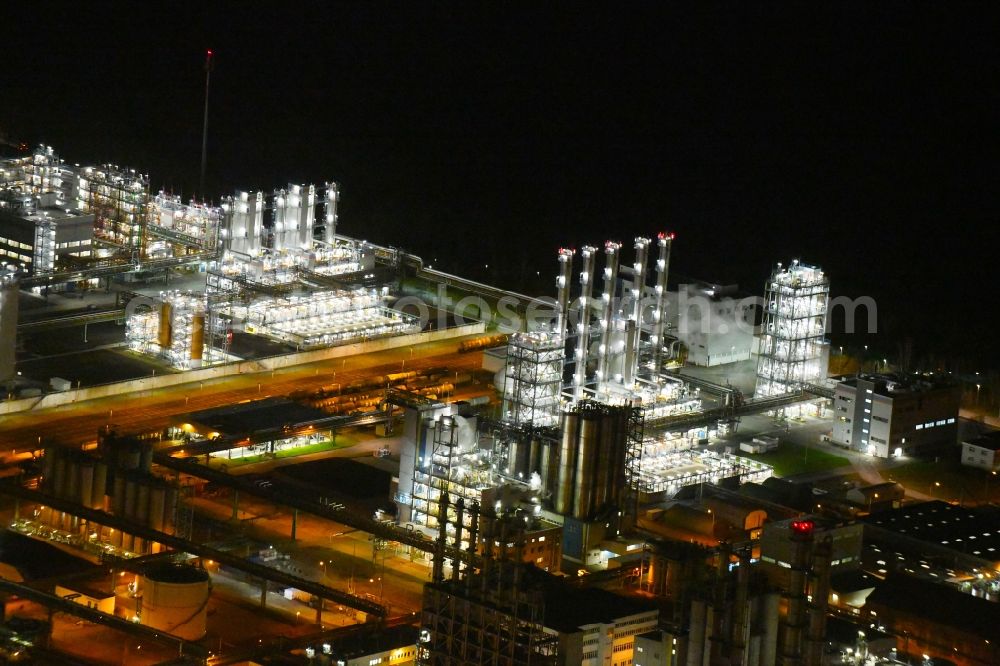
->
929, 481, 941, 498
976, 383, 982, 405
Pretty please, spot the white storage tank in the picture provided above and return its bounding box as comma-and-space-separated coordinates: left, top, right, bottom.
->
139, 564, 210, 640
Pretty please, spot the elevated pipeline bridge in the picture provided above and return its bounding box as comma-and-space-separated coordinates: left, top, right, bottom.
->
645, 387, 831, 431
0, 576, 207, 659
0, 483, 388, 618
152, 453, 474, 567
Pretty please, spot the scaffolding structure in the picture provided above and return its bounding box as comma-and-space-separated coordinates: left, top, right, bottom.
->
147, 192, 222, 255
238, 288, 418, 348
633, 449, 773, 496
32, 218, 56, 273
126, 291, 210, 369
410, 415, 493, 540
418, 500, 558, 666
76, 164, 149, 260
755, 261, 829, 397
503, 332, 564, 428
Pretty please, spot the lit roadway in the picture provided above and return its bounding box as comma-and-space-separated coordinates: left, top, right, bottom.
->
0, 337, 485, 450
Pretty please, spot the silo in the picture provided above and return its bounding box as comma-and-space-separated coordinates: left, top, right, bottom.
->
573, 410, 600, 520
158, 301, 173, 349
139, 444, 153, 473
190, 313, 205, 366
112, 473, 125, 516
124, 478, 138, 521
505, 440, 520, 478
124, 446, 141, 471
65, 459, 79, 506
539, 441, 553, 492
41, 449, 55, 491
137, 483, 151, 528
78, 463, 94, 511
594, 411, 614, 510
91, 462, 107, 510
555, 411, 578, 515
52, 456, 67, 500
149, 486, 166, 533
0, 271, 19, 383
609, 407, 630, 508
139, 564, 210, 640
164, 486, 178, 534
528, 437, 541, 476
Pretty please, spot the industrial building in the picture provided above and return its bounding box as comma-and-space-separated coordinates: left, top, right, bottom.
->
961, 430, 1000, 471
416, 503, 658, 666
755, 260, 830, 398
831, 373, 960, 457
671, 281, 756, 367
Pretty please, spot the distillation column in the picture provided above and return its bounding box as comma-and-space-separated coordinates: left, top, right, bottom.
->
596, 241, 621, 386
555, 248, 574, 342
624, 237, 649, 386
573, 246, 597, 400
323, 181, 339, 244
651, 232, 674, 374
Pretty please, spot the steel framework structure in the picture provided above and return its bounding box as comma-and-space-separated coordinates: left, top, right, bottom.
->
755, 261, 829, 397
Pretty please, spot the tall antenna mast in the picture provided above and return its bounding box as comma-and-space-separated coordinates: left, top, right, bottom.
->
200, 49, 214, 199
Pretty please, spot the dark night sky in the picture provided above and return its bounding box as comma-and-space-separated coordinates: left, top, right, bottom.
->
3, 2, 999, 369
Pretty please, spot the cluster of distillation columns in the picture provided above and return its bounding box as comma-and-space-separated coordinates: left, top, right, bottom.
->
557, 234, 673, 398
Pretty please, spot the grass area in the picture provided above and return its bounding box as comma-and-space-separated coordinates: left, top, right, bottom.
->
741, 442, 851, 477
207, 431, 364, 469
884, 457, 998, 504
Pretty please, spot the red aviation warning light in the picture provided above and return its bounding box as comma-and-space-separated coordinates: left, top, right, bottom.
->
790, 519, 815, 536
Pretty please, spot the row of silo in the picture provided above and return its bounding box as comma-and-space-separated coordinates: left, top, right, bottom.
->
548, 401, 631, 520
42, 448, 108, 512
109, 469, 178, 553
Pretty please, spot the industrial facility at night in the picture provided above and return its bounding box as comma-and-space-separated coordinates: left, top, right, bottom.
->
0, 3, 996, 665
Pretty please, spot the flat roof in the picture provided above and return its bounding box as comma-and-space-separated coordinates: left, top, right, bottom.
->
867, 573, 1000, 642
965, 430, 1000, 451
864, 500, 1000, 559
182, 397, 329, 435
838, 373, 956, 396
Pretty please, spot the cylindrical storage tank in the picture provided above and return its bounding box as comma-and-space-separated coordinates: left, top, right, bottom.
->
65, 460, 79, 506
124, 479, 138, 521
78, 463, 94, 510
190, 313, 205, 366
124, 447, 141, 471
539, 442, 553, 492
158, 302, 173, 348
573, 411, 600, 520
514, 437, 530, 478
528, 438, 541, 476
505, 440, 520, 478
0, 272, 19, 383
136, 484, 151, 528
594, 413, 613, 510
139, 564, 210, 640
139, 445, 153, 473
41, 450, 55, 491
164, 487, 178, 534
760, 591, 781, 666
149, 486, 166, 533
92, 462, 108, 511
610, 408, 630, 508
52, 456, 67, 500
556, 411, 578, 515
112, 474, 126, 516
